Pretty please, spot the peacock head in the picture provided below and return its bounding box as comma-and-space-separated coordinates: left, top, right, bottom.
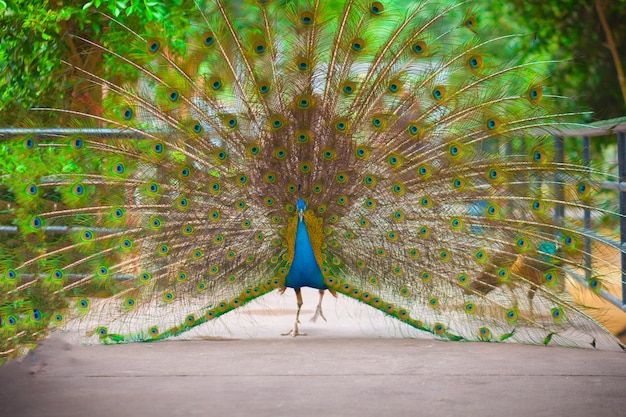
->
296, 199, 306, 221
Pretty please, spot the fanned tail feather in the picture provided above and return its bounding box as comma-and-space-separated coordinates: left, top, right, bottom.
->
1, 0, 624, 362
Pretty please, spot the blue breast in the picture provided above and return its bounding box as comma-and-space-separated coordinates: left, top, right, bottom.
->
284, 217, 326, 290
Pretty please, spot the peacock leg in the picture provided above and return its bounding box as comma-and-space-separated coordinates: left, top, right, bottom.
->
281, 288, 308, 336
311, 289, 327, 322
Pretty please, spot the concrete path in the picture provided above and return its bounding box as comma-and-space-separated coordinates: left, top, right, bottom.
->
1, 289, 625, 417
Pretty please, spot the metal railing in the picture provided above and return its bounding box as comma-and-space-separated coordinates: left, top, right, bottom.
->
555, 118, 626, 311
1, 122, 626, 311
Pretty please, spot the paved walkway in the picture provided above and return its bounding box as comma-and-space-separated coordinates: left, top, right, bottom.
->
1, 289, 625, 417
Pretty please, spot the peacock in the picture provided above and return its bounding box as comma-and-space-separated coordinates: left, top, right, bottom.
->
1, 0, 624, 363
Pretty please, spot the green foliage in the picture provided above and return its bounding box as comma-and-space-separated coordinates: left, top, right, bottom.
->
487, 0, 626, 121
0, 0, 185, 125
0, 1, 80, 122
82, 0, 170, 20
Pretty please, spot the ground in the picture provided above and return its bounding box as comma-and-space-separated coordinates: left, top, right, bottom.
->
0, 288, 624, 417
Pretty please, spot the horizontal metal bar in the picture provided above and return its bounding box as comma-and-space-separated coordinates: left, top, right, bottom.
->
578, 227, 622, 249
615, 124, 626, 133
0, 225, 124, 234
0, 122, 623, 139
528, 117, 626, 137
0, 225, 620, 248
565, 267, 626, 311
0, 128, 149, 138
600, 181, 626, 192
17, 273, 135, 281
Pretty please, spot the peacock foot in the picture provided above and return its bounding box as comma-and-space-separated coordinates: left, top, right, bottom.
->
311, 304, 326, 323
281, 320, 308, 337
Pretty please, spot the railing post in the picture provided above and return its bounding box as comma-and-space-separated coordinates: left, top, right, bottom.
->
553, 135, 565, 224
618, 132, 626, 308
582, 136, 591, 281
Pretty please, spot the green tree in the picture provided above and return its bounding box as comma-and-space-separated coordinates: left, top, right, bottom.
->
492, 0, 626, 121
0, 0, 182, 125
